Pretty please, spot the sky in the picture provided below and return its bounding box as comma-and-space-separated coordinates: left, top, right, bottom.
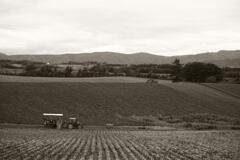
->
0, 0, 240, 56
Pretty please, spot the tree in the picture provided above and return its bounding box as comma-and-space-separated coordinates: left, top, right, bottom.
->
173, 58, 180, 65
77, 67, 91, 77
25, 64, 37, 75
38, 65, 55, 77
64, 66, 73, 77
205, 63, 223, 81
183, 62, 222, 82
172, 58, 183, 82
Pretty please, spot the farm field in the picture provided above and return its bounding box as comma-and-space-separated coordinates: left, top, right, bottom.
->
0, 128, 239, 160
0, 75, 153, 83
202, 83, 240, 98
0, 81, 240, 125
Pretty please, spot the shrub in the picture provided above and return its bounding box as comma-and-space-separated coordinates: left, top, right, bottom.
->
138, 126, 147, 130
231, 126, 240, 130
183, 122, 193, 128
192, 124, 217, 130
166, 119, 182, 123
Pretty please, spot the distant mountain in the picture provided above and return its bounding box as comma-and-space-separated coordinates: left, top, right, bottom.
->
208, 58, 240, 68
174, 50, 240, 67
0, 50, 240, 67
0, 52, 166, 64
0, 52, 7, 59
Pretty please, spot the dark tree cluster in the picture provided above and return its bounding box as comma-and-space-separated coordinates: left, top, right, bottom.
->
77, 64, 127, 77
125, 64, 175, 79
23, 64, 73, 77
182, 62, 222, 82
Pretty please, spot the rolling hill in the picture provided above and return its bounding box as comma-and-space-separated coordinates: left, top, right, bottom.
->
0, 50, 240, 67
0, 75, 149, 83
0, 80, 239, 125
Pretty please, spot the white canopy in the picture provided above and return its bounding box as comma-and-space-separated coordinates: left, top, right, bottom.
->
43, 113, 63, 116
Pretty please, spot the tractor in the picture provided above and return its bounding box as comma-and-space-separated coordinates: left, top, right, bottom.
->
42, 113, 81, 129
62, 117, 81, 129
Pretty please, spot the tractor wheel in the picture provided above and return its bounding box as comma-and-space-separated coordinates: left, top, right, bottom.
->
68, 124, 73, 129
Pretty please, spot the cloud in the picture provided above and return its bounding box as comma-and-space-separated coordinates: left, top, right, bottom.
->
0, 0, 240, 56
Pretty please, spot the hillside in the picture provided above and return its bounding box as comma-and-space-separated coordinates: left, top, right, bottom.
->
208, 58, 240, 68
202, 83, 240, 98
0, 82, 239, 125
0, 53, 7, 59
0, 50, 240, 67
0, 75, 150, 83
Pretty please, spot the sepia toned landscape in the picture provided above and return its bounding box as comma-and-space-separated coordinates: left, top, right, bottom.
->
1, 0, 240, 159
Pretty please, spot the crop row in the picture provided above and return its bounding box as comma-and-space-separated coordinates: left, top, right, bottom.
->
0, 129, 239, 160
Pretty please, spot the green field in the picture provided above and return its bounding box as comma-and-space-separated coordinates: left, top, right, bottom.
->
0, 76, 240, 125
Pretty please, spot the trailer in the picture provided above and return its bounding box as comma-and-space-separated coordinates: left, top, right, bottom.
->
42, 113, 81, 129
42, 113, 63, 128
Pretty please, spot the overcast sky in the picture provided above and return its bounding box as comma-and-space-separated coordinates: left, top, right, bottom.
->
0, 0, 240, 56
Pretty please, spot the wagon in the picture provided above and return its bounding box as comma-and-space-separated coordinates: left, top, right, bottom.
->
42, 113, 63, 128
42, 113, 81, 129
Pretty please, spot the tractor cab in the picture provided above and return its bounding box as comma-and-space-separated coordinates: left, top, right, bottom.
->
67, 117, 80, 129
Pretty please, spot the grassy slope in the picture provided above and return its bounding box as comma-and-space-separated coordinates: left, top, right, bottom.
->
0, 75, 149, 83
162, 83, 240, 114
0, 82, 240, 125
202, 83, 240, 98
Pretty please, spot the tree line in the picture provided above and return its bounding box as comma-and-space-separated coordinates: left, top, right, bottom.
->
19, 60, 225, 83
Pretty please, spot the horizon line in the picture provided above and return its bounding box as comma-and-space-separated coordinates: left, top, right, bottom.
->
1, 49, 240, 57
